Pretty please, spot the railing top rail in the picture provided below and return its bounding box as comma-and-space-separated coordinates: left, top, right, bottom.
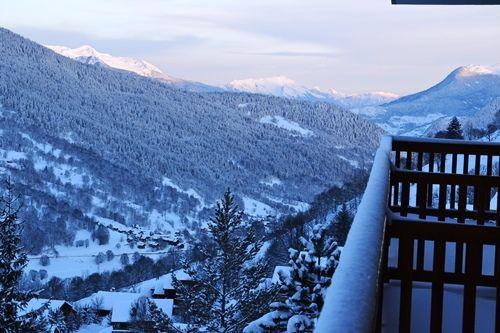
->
316, 136, 392, 333
392, 135, 500, 154
392, 167, 500, 184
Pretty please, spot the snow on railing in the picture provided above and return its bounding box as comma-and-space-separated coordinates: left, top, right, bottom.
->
315, 136, 392, 333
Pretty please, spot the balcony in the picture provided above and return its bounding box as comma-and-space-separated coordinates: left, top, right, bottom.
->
316, 136, 500, 333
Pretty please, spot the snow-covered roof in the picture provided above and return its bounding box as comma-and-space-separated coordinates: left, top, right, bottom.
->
127, 269, 191, 296
19, 298, 70, 316
111, 298, 173, 323
76, 291, 141, 311
77, 291, 174, 323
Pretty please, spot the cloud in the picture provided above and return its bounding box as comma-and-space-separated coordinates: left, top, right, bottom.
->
231, 51, 340, 58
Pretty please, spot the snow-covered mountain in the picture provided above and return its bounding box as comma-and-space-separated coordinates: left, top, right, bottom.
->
355, 65, 500, 135
47, 45, 218, 92
0, 28, 383, 265
48, 45, 397, 109
225, 76, 398, 109
47, 45, 178, 81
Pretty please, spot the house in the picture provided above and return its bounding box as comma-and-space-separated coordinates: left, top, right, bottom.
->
20, 298, 76, 332
76, 291, 173, 332
125, 269, 193, 320
111, 297, 173, 333
128, 269, 192, 300
76, 291, 140, 317
20, 298, 75, 318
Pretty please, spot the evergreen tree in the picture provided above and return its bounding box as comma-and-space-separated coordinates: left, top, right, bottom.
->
331, 204, 352, 246
245, 224, 341, 333
48, 309, 68, 333
445, 117, 464, 139
148, 300, 177, 333
130, 296, 177, 333
0, 179, 49, 332
120, 253, 130, 266
173, 189, 276, 332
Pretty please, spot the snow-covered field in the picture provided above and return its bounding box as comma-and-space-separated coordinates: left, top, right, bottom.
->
26, 226, 169, 280
259, 115, 314, 137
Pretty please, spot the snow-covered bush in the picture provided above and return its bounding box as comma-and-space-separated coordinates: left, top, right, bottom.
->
245, 224, 341, 332
39, 254, 50, 266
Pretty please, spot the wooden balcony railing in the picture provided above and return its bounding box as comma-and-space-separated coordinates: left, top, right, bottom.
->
316, 136, 500, 333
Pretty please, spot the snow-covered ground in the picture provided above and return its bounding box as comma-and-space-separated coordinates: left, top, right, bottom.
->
242, 196, 276, 217
25, 225, 169, 280
259, 115, 314, 137
383, 282, 495, 332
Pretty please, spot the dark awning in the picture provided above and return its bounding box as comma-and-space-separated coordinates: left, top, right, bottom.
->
393, 0, 500, 4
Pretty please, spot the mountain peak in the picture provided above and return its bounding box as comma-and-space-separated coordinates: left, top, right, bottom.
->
453, 64, 500, 78
46, 44, 178, 81
229, 76, 297, 88
226, 76, 398, 108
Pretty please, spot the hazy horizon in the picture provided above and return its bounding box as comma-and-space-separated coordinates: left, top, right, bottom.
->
1, 0, 500, 95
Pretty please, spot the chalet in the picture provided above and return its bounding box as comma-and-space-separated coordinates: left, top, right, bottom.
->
20, 298, 75, 318
21, 298, 76, 332
111, 297, 172, 333
129, 269, 192, 300
76, 291, 138, 317
76, 291, 173, 332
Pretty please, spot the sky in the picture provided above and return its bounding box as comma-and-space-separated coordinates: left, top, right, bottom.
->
1, 0, 500, 95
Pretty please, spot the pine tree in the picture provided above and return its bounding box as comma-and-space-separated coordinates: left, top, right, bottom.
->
148, 300, 177, 333
173, 189, 276, 332
445, 117, 464, 139
245, 224, 341, 333
331, 204, 352, 246
0, 179, 49, 332
130, 296, 177, 333
48, 309, 68, 333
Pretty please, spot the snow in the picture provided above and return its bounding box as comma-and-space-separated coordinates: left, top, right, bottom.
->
226, 76, 397, 108
242, 196, 275, 217
267, 196, 310, 213
383, 113, 447, 135
19, 298, 68, 316
288, 314, 312, 332
260, 177, 282, 187
350, 106, 387, 117
228, 76, 309, 98
271, 266, 292, 284
112, 298, 173, 323
124, 269, 191, 296
77, 291, 173, 323
77, 323, 112, 333
25, 215, 171, 280
46, 45, 179, 82
382, 282, 496, 332
455, 64, 500, 77
337, 155, 359, 168
21, 133, 62, 157
148, 209, 182, 232
0, 149, 27, 161
77, 291, 138, 311
52, 163, 85, 187
316, 136, 392, 333
162, 177, 205, 206
259, 115, 314, 137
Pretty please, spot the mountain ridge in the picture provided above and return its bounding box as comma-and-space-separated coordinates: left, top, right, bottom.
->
0, 27, 383, 255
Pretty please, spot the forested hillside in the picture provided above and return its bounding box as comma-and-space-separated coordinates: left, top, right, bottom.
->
0, 28, 383, 254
